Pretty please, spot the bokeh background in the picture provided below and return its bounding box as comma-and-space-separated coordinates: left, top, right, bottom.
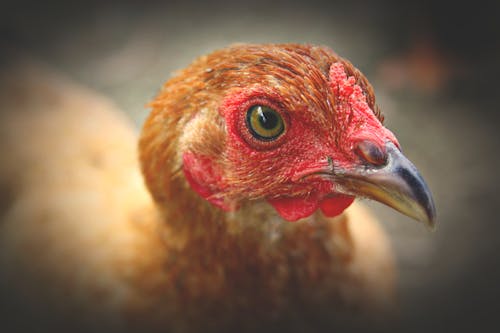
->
1, 0, 499, 331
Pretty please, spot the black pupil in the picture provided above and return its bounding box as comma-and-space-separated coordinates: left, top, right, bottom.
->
258, 108, 278, 130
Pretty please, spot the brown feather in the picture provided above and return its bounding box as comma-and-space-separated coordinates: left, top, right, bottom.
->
0, 46, 395, 333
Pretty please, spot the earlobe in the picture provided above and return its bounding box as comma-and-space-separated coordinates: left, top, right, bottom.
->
182, 152, 232, 211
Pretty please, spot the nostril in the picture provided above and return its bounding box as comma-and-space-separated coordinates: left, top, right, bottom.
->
355, 140, 387, 166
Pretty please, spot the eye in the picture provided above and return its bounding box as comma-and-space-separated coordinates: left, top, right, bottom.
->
355, 140, 387, 166
246, 105, 285, 141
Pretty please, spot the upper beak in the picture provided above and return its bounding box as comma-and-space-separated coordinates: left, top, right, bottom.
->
332, 142, 436, 229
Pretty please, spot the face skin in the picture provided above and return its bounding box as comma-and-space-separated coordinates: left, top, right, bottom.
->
213, 62, 396, 221
170, 45, 435, 226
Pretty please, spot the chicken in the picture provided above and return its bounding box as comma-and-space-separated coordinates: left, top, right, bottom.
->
0, 44, 435, 332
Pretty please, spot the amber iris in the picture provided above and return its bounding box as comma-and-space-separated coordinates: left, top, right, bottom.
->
246, 105, 285, 141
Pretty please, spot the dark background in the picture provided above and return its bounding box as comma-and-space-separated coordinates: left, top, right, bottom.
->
1, 0, 499, 332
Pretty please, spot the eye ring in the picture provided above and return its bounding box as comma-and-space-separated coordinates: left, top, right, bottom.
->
245, 105, 285, 141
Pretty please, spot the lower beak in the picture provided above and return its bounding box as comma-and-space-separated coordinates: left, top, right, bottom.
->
333, 142, 436, 229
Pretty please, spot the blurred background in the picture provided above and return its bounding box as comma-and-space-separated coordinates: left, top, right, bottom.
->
1, 0, 499, 331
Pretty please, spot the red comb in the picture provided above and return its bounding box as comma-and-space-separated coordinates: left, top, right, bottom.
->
329, 62, 371, 119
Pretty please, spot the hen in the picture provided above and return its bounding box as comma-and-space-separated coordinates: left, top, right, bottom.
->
0, 44, 435, 332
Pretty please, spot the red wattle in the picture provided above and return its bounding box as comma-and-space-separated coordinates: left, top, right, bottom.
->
267, 196, 319, 222
319, 195, 355, 217
268, 194, 355, 222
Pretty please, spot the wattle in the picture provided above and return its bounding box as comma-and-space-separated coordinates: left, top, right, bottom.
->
319, 195, 355, 217
268, 194, 354, 222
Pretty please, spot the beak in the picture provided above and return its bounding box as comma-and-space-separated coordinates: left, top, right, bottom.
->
333, 142, 436, 229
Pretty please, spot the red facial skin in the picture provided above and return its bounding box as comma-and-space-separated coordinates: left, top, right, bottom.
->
183, 62, 398, 221
183, 152, 230, 210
